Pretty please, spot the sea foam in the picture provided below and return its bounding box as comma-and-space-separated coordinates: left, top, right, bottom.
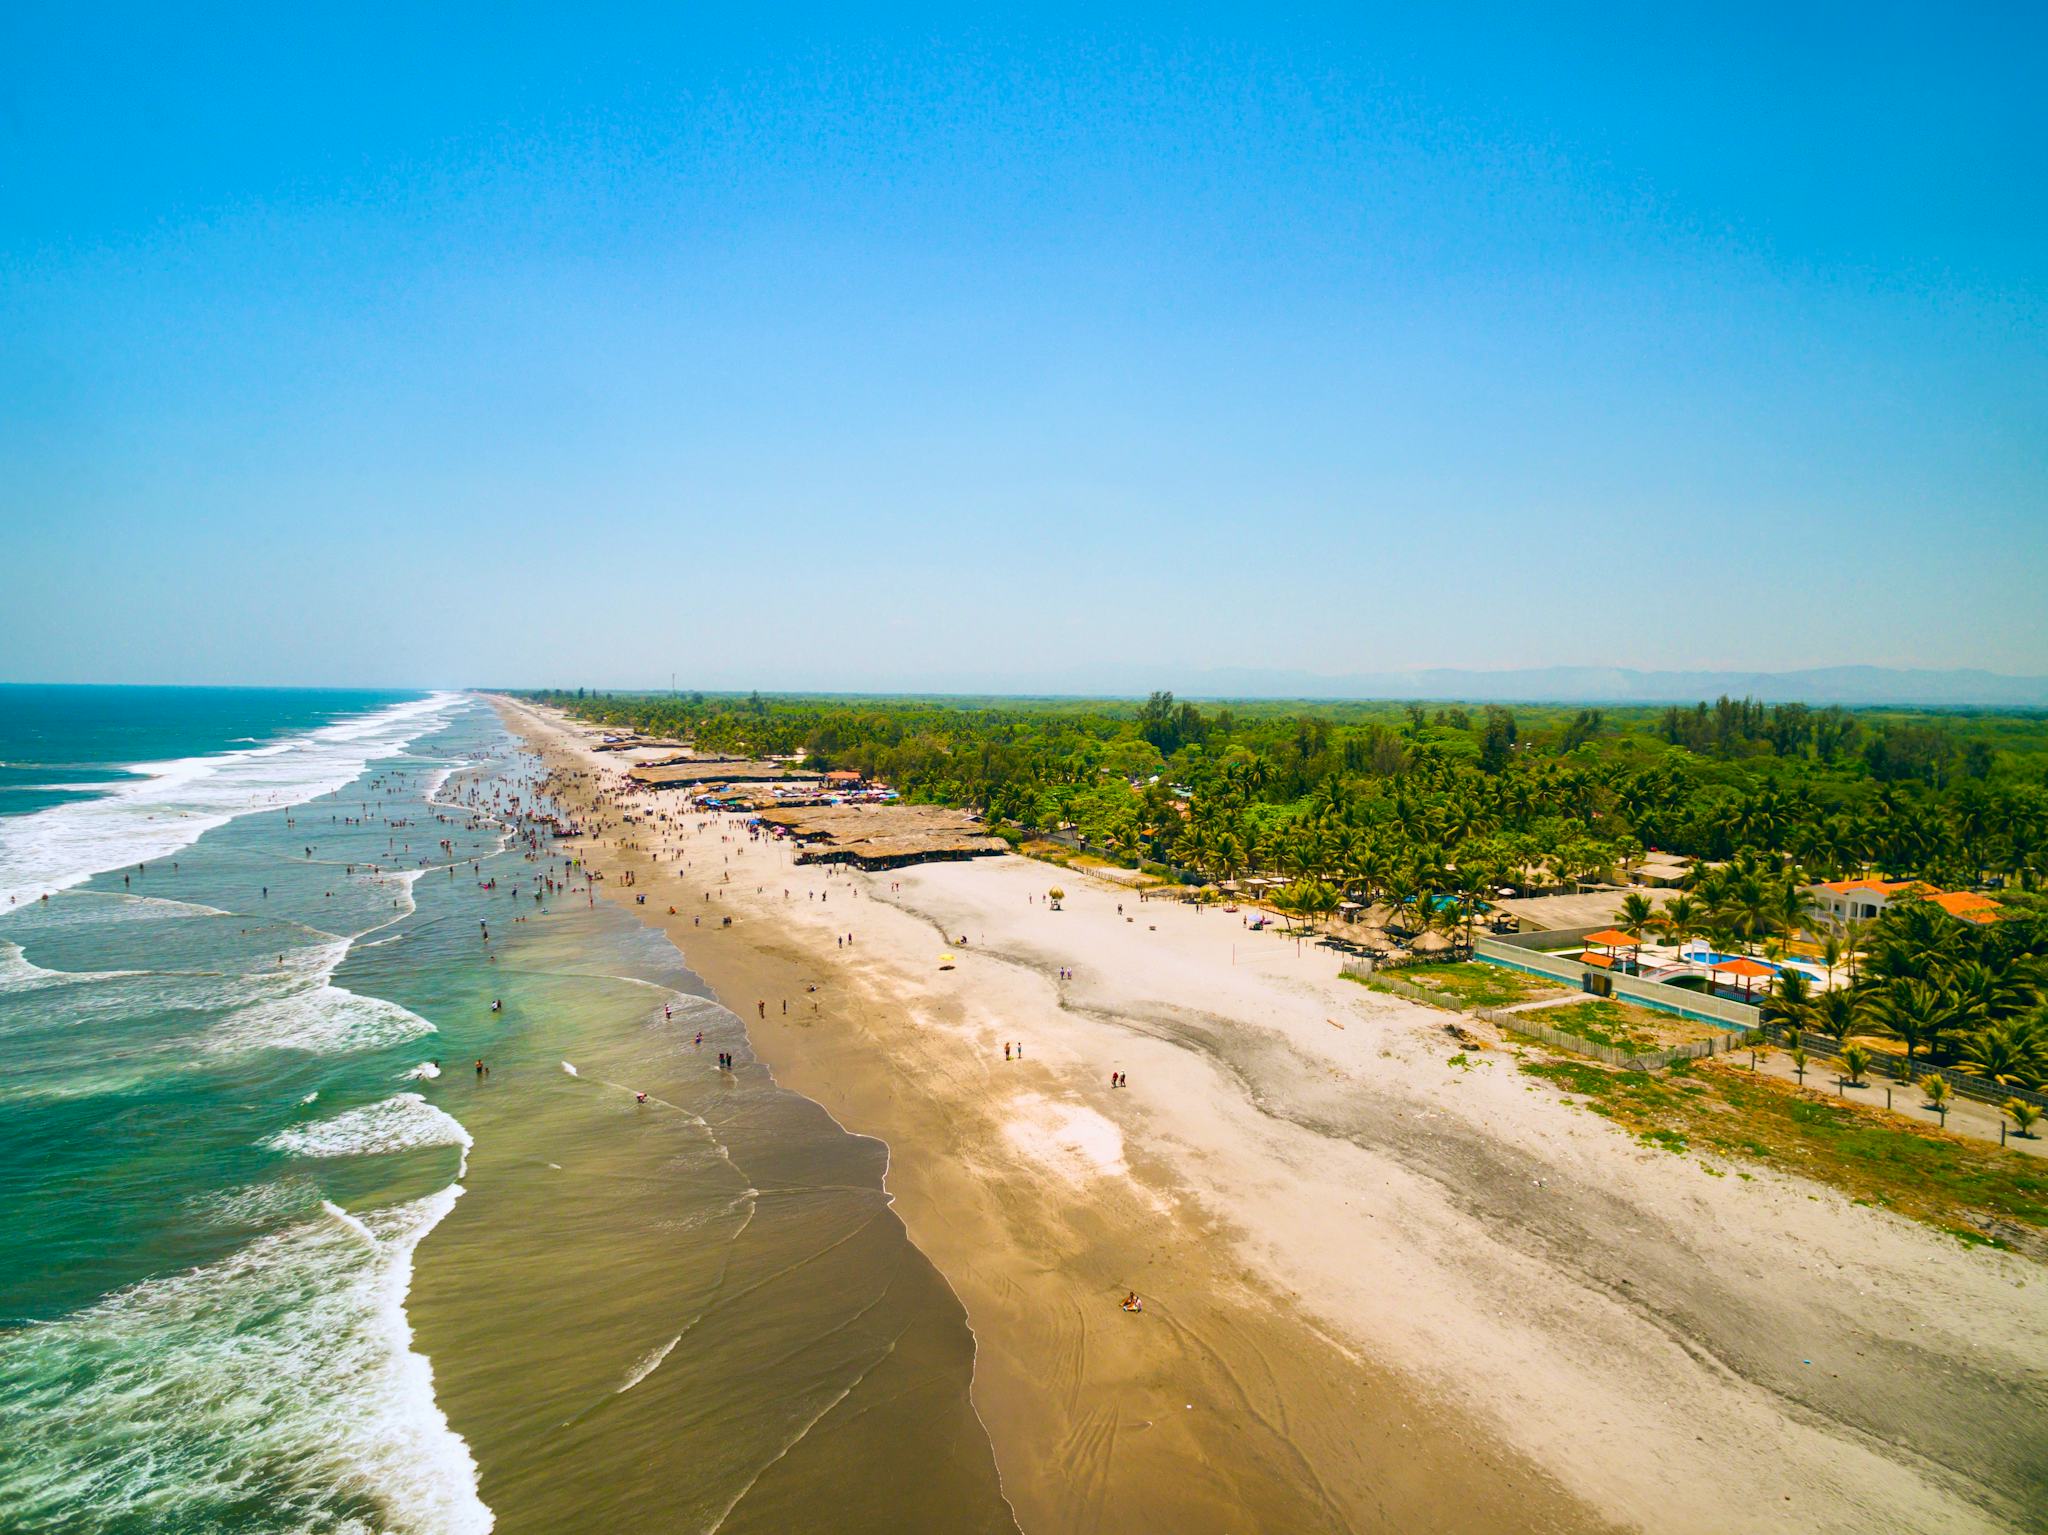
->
267, 1094, 473, 1177
0, 1187, 491, 1535
201, 935, 436, 1057
0, 691, 467, 907
213, 984, 437, 1056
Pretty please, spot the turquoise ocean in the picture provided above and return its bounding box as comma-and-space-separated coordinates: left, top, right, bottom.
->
0, 687, 1010, 1535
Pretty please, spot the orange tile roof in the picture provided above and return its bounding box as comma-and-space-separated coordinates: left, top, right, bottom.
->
1815, 877, 1923, 896
1927, 890, 2001, 922
1583, 929, 1641, 948
1579, 951, 1617, 968
1708, 956, 1776, 978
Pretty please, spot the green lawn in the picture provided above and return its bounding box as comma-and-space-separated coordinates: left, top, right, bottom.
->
1521, 1056, 2048, 1253
1355, 961, 1565, 1012
1533, 998, 1712, 1053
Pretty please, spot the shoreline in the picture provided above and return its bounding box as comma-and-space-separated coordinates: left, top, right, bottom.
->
492, 693, 2048, 1534
492, 696, 1583, 1533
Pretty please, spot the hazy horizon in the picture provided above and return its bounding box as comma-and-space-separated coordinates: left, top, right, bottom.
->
12, 662, 2048, 711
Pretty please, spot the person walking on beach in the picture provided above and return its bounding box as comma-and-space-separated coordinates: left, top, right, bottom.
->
1004, 1042, 1011, 1061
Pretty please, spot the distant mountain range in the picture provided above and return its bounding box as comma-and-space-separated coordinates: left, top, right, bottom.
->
1152, 665, 2048, 708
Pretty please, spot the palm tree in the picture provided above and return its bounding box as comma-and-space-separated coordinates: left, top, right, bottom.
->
1764, 967, 1812, 1043
1819, 932, 1846, 990
1617, 892, 1657, 943
1657, 894, 1703, 950
1769, 878, 1808, 943
1947, 959, 2038, 1040
1841, 1044, 1871, 1087
2008, 1100, 2042, 1139
1958, 1017, 2048, 1091
1812, 989, 1861, 1049
1276, 877, 1340, 935
1837, 916, 1868, 984
1870, 980, 1952, 1081
1707, 868, 1775, 946
1922, 1075, 1952, 1128
1791, 1046, 1809, 1084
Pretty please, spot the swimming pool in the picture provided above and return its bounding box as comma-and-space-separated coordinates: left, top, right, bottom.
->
1678, 947, 1827, 981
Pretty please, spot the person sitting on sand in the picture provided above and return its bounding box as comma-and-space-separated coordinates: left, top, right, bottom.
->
1122, 1291, 1142, 1313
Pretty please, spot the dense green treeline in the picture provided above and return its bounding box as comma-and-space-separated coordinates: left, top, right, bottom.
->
531, 686, 2048, 1083
529, 687, 2048, 895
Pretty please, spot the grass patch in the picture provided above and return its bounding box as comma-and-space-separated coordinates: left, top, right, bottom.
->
1520, 1057, 2048, 1255
1534, 998, 1703, 1053
1355, 961, 1565, 1012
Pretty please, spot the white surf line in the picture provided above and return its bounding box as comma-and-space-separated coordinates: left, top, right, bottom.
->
321, 1199, 380, 1248
0, 691, 469, 907
615, 1333, 682, 1395
70, 891, 234, 917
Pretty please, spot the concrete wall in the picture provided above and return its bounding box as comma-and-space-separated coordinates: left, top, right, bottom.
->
1484, 924, 1608, 953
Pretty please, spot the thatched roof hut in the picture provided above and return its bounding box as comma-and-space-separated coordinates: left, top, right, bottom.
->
756, 804, 1005, 871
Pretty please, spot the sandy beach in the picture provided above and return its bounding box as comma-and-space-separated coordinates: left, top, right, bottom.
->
494, 696, 2047, 1535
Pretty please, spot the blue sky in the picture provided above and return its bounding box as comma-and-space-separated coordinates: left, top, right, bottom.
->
3, 4, 2043, 690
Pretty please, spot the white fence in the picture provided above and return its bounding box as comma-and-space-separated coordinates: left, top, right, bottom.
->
1470, 939, 1763, 1031
1352, 964, 1755, 1070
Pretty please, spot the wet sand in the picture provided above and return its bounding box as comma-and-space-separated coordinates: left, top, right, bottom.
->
402, 743, 1015, 1535
496, 695, 2048, 1535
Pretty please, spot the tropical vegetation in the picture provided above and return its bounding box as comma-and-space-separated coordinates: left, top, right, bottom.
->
535, 687, 2048, 1085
